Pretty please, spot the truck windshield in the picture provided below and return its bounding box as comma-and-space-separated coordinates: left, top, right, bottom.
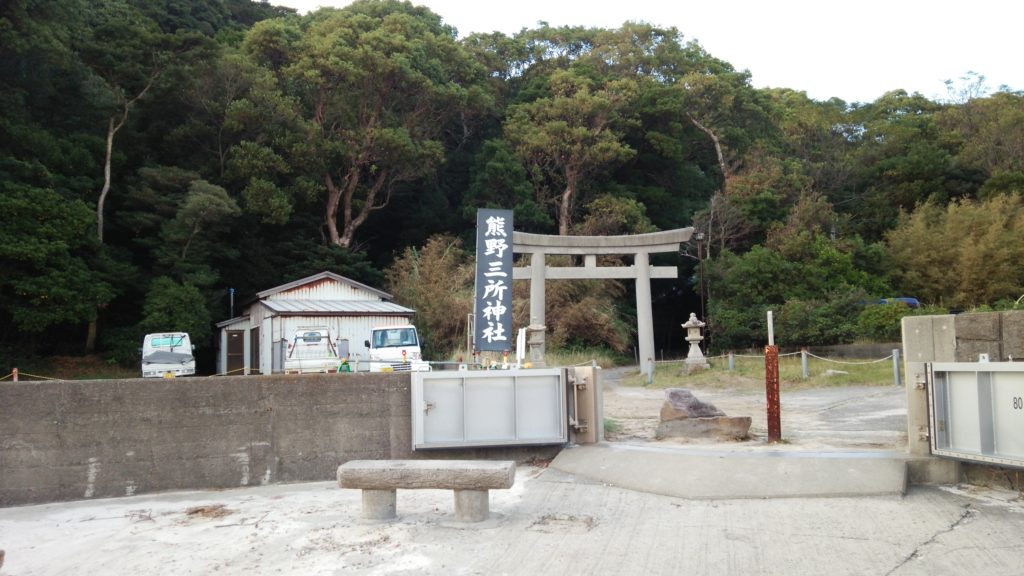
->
151, 336, 187, 348
373, 328, 417, 348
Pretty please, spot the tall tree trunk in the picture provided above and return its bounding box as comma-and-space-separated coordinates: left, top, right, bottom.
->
558, 185, 573, 236
96, 72, 158, 244
559, 169, 577, 236
97, 116, 118, 245
325, 172, 343, 246
340, 168, 388, 248
688, 114, 727, 195
85, 315, 99, 353
90, 71, 159, 353
89, 115, 122, 353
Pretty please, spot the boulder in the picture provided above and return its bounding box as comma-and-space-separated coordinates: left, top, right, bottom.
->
656, 388, 751, 441
659, 388, 725, 420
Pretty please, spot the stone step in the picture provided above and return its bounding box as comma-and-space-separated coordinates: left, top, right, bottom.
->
551, 443, 908, 499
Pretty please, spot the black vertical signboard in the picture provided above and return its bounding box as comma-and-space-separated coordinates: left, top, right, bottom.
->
474, 209, 514, 352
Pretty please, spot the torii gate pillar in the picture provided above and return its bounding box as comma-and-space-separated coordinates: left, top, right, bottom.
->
513, 228, 694, 375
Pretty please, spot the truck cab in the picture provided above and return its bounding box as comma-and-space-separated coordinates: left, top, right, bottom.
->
364, 325, 430, 372
141, 332, 196, 378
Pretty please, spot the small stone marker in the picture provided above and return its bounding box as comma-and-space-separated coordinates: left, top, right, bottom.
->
656, 388, 751, 440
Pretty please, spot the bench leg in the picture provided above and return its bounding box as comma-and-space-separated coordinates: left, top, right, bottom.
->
453, 489, 489, 522
362, 489, 397, 520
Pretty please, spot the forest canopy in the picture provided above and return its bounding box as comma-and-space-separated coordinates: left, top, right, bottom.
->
2, 0, 1022, 367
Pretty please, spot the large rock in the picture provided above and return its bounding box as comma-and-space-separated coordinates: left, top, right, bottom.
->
656, 388, 751, 441
659, 388, 725, 420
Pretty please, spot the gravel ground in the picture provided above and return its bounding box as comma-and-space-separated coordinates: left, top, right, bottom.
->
600, 366, 908, 451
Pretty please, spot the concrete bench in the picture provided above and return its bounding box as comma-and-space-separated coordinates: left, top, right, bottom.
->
337, 460, 516, 522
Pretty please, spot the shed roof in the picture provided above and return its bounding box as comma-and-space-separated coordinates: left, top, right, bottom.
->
215, 315, 250, 329
256, 271, 392, 301
260, 299, 414, 316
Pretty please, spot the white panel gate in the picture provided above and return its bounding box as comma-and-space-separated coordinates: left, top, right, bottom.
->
929, 362, 1024, 469
411, 369, 567, 449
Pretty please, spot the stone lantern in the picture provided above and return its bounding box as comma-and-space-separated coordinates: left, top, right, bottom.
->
525, 324, 547, 368
681, 313, 710, 373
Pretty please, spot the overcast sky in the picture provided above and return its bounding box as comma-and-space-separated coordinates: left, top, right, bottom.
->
269, 0, 1021, 104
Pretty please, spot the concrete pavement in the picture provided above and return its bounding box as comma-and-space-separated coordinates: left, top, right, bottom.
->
1, 467, 1021, 576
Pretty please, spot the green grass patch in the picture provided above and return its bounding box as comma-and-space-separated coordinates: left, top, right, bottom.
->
543, 347, 623, 369
4, 355, 139, 381
604, 418, 623, 435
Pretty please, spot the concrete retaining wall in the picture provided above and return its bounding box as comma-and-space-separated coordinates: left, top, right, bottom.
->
0, 373, 561, 507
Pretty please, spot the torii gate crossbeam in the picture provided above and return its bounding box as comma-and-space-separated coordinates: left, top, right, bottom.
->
512, 228, 694, 375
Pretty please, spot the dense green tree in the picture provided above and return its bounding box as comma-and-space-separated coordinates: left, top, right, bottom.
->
246, 0, 490, 249
139, 277, 212, 348
6, 1, 1024, 365
840, 90, 983, 239
156, 179, 242, 287
504, 70, 637, 235
774, 290, 864, 347
573, 195, 656, 236
0, 183, 113, 336
385, 235, 475, 359
938, 90, 1024, 199
886, 195, 1024, 307
464, 138, 553, 232
77, 0, 212, 244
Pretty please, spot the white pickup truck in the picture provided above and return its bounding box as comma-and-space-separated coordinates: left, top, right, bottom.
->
283, 327, 344, 373
141, 332, 196, 378
363, 325, 430, 372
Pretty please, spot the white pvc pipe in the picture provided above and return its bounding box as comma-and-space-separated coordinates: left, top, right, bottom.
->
767, 311, 775, 346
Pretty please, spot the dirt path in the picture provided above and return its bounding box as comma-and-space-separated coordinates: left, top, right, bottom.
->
601, 366, 908, 450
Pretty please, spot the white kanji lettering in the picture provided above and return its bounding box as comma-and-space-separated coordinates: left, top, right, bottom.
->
482, 321, 507, 342
485, 216, 507, 237
484, 260, 507, 277
482, 300, 507, 320
484, 238, 508, 259
482, 279, 507, 301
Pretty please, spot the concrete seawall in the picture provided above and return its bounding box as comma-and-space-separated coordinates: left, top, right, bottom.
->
0, 373, 560, 507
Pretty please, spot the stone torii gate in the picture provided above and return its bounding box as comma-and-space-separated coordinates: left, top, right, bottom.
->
512, 228, 694, 375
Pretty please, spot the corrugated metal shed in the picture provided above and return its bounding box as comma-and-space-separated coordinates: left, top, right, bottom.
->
217, 271, 415, 375
258, 271, 391, 302
261, 300, 413, 315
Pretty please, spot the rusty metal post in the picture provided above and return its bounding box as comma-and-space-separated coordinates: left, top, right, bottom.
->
12, 367, 17, 382
765, 345, 781, 442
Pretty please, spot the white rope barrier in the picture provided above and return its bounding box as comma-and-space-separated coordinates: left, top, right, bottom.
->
805, 352, 894, 365
651, 351, 897, 364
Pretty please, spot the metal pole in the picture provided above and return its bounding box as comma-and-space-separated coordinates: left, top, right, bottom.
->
645, 358, 653, 386
893, 348, 902, 386
765, 311, 781, 442
728, 352, 734, 371
697, 233, 705, 330
12, 367, 17, 382
765, 345, 781, 442
801, 348, 809, 379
